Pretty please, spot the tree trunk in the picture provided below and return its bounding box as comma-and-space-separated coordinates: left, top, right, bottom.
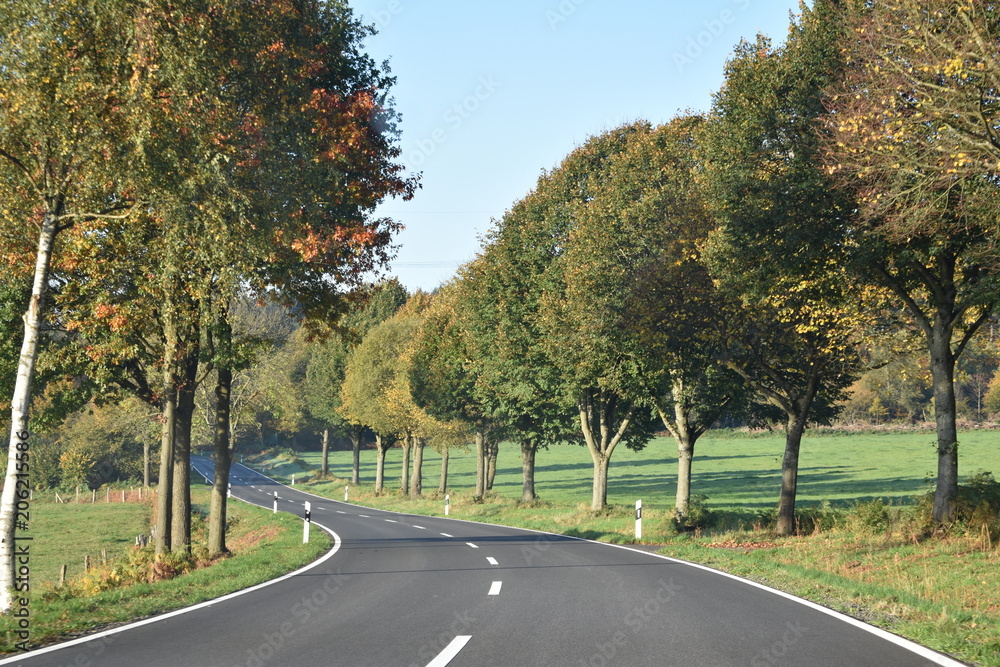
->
520, 440, 537, 502
410, 438, 424, 498
400, 436, 411, 495
375, 434, 386, 493
591, 455, 609, 512
929, 326, 959, 523
474, 429, 486, 500
155, 382, 175, 556
675, 439, 694, 519
439, 447, 449, 494
208, 365, 232, 556
775, 413, 807, 535
487, 439, 498, 491
170, 344, 198, 553
143, 439, 151, 488
579, 388, 633, 511
656, 383, 702, 520
154, 318, 179, 556
351, 428, 361, 485
320, 428, 329, 477
0, 213, 57, 611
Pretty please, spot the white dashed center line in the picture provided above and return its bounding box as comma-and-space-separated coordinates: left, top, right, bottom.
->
488, 581, 502, 596
486, 557, 498, 566
414, 525, 426, 530
358, 514, 370, 518
440, 532, 453, 538
466, 543, 479, 549
385, 519, 397, 523
425, 635, 472, 667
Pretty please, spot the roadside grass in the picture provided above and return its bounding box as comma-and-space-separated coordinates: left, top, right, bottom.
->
0, 486, 331, 653
246, 429, 1000, 666
27, 496, 151, 586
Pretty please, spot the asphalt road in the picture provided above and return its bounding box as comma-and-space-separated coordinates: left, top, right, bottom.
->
3, 458, 967, 667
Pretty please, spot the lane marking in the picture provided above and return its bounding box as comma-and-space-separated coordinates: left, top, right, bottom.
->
440, 532, 453, 538
425, 635, 472, 667
466, 543, 479, 549
336, 511, 346, 514
385, 519, 398, 523
414, 525, 426, 530
488, 581, 502, 596
486, 557, 498, 566
359, 514, 370, 518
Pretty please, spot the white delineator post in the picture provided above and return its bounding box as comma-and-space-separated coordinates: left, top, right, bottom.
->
303, 502, 311, 544
345, 485, 349, 501
227, 483, 231, 499
445, 494, 450, 516
635, 499, 642, 540
291, 474, 295, 486
273, 491, 278, 514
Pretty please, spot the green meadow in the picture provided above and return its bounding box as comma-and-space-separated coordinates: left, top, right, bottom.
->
267, 429, 1000, 512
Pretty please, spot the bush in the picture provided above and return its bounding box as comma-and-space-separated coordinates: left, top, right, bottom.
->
670, 494, 716, 532
849, 498, 892, 534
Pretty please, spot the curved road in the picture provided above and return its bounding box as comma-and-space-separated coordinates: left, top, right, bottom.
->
4, 458, 966, 667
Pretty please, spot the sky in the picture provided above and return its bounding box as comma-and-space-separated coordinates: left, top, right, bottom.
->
348, 0, 804, 292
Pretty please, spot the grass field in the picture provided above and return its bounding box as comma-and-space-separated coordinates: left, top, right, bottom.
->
28, 497, 151, 586
258, 428, 1000, 513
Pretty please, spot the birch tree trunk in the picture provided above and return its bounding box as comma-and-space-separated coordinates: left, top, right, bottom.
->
0, 213, 57, 611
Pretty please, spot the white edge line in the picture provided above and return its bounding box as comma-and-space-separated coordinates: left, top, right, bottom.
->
425, 635, 472, 667
488, 581, 502, 596
0, 474, 343, 666
205, 459, 969, 667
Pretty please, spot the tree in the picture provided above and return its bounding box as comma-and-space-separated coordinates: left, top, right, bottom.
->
340, 294, 429, 494
409, 284, 496, 500
0, 0, 147, 607
702, 1, 863, 535
823, 0, 1000, 521
304, 279, 407, 483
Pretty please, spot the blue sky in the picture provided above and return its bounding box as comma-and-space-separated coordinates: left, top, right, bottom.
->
349, 0, 803, 292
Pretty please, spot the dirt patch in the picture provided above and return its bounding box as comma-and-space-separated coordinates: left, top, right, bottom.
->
704, 540, 779, 551
227, 525, 281, 555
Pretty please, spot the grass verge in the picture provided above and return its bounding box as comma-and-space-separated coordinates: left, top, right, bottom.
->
0, 486, 331, 653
